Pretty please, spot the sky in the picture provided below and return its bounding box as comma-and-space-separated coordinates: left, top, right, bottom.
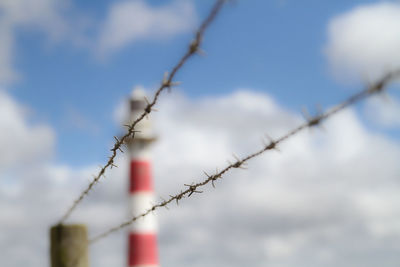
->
1, 0, 400, 267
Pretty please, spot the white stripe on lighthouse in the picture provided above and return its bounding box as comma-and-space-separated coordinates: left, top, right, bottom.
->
129, 193, 157, 233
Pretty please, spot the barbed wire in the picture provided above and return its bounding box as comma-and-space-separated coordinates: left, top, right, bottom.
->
58, 0, 228, 224
89, 70, 400, 243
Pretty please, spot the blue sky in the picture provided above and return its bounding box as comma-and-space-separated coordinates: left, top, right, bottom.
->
2, 1, 400, 267
5, 0, 399, 167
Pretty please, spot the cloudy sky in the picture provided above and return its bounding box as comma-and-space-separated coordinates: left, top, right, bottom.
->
1, 0, 400, 267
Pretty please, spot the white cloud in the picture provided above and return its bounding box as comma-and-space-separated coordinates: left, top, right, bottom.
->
324, 2, 400, 82
0, 0, 69, 37
2, 89, 400, 267
0, 0, 89, 84
103, 89, 400, 267
364, 94, 400, 128
0, 0, 197, 84
0, 89, 125, 267
97, 0, 197, 56
0, 90, 54, 171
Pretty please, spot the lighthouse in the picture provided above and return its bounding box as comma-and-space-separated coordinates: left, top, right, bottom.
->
125, 88, 159, 267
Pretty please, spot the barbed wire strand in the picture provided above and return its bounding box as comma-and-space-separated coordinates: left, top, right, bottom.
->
89, 70, 400, 243
58, 0, 228, 224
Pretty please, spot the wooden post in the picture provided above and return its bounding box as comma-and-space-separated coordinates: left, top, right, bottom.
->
50, 224, 89, 267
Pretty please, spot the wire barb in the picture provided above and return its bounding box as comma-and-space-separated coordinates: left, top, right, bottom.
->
184, 184, 204, 197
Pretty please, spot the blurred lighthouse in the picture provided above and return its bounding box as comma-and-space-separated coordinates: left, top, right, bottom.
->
125, 88, 159, 267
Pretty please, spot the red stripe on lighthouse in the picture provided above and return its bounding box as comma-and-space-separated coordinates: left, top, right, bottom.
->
128, 233, 159, 266
130, 161, 153, 192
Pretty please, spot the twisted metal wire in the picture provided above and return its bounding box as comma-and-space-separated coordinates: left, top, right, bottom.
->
58, 0, 228, 224
89, 70, 400, 243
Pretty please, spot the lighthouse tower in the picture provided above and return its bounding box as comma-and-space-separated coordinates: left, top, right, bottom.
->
126, 88, 159, 267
